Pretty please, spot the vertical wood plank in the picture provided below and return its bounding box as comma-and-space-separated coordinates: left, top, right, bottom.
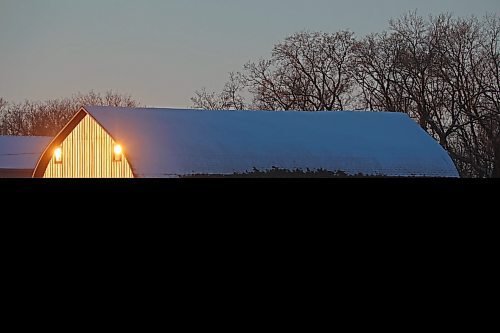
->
43, 115, 134, 178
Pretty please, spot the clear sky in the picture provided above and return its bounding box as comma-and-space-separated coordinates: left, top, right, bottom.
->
0, 0, 498, 107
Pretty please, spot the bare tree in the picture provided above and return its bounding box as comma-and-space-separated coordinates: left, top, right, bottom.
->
0, 98, 8, 135
244, 31, 357, 111
74, 90, 138, 108
352, 32, 408, 113
479, 14, 500, 177
192, 72, 246, 110
194, 31, 357, 111
353, 12, 499, 177
454, 14, 500, 177
0, 91, 140, 136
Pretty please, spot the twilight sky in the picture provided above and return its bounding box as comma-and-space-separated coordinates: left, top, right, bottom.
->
0, 0, 498, 107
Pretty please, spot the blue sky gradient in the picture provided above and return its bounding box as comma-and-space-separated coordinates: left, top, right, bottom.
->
1, 0, 498, 107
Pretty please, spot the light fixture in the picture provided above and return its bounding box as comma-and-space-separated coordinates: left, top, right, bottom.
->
54, 147, 62, 164
113, 144, 123, 162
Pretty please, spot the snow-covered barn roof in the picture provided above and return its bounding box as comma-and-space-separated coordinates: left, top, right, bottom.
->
0, 136, 52, 170
80, 106, 459, 177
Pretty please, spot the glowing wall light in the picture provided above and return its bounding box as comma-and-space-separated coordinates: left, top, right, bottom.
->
54, 147, 62, 164
113, 144, 123, 162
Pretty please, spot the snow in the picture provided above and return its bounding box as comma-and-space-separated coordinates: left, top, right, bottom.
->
0, 136, 52, 170
86, 107, 460, 178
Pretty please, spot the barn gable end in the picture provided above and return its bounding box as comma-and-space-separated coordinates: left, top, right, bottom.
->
33, 109, 134, 178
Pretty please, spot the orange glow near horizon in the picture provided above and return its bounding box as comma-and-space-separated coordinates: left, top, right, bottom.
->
54, 147, 62, 163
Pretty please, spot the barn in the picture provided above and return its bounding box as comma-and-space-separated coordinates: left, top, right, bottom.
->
32, 106, 459, 178
0, 136, 52, 178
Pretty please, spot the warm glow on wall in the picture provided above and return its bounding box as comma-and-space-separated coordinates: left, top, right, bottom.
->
54, 147, 62, 163
114, 144, 123, 161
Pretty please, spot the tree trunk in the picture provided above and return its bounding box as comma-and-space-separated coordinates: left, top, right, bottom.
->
492, 141, 500, 178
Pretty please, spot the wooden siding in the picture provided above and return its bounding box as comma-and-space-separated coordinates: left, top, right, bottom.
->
43, 115, 134, 178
